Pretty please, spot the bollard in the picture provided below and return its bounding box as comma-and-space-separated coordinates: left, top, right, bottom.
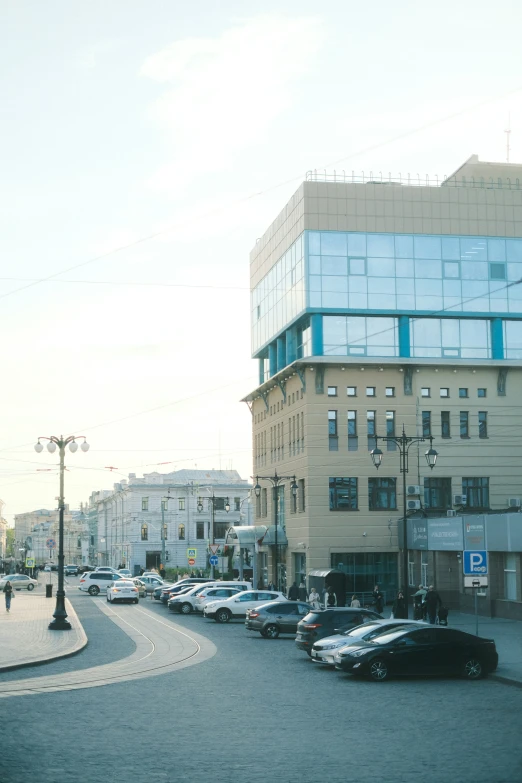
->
46, 584, 53, 598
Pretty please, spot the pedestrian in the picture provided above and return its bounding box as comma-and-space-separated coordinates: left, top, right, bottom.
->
413, 584, 427, 620
372, 584, 384, 614
3, 580, 14, 612
308, 587, 321, 609
326, 586, 337, 608
159, 568, 166, 580
288, 581, 299, 600
392, 590, 407, 619
425, 585, 442, 624
139, 567, 145, 576
350, 594, 361, 608
257, 579, 264, 589
298, 581, 307, 601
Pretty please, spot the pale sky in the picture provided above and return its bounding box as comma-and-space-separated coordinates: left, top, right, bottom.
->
1, 0, 521, 524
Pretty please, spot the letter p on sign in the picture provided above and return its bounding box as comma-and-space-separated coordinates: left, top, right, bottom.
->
464, 550, 488, 575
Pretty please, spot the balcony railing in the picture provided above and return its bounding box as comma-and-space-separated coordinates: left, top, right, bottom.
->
305, 170, 522, 189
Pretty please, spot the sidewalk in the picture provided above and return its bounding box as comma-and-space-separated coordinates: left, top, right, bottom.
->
449, 610, 522, 687
0, 581, 87, 672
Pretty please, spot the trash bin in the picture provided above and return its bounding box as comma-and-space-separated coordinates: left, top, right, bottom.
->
46, 584, 53, 598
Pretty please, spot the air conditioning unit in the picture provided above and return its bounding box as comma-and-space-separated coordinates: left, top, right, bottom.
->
407, 485, 421, 496
407, 499, 421, 510
453, 494, 467, 506
508, 498, 521, 508
447, 509, 457, 517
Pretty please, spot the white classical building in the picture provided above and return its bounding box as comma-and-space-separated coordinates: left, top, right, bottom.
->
93, 469, 252, 573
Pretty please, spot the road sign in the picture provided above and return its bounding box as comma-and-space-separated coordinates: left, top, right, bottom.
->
209, 555, 219, 566
463, 550, 488, 575
25, 557, 35, 568
464, 576, 488, 588
46, 538, 56, 549
209, 544, 220, 555
186, 548, 197, 559
188, 557, 196, 566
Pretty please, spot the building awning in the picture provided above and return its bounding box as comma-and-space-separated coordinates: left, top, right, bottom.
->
308, 568, 342, 578
224, 525, 288, 547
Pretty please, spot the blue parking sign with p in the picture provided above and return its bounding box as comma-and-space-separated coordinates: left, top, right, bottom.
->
463, 551, 488, 575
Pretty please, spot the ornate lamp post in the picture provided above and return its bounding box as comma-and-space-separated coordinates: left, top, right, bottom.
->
370, 425, 437, 615
254, 473, 297, 592
34, 435, 90, 630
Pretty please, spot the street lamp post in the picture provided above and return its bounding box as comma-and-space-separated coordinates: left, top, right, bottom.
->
197, 491, 230, 579
254, 473, 298, 592
34, 435, 90, 630
370, 425, 438, 616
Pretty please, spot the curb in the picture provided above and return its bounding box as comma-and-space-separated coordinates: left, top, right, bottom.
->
490, 673, 522, 689
0, 598, 88, 674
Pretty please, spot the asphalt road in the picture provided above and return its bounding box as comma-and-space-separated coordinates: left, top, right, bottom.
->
1, 592, 521, 783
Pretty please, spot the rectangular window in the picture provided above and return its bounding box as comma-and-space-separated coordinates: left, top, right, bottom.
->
328, 410, 338, 452
441, 411, 451, 438
161, 498, 168, 511
386, 410, 396, 451
234, 497, 240, 511
366, 387, 376, 397
460, 411, 469, 438
196, 522, 205, 540
408, 560, 415, 587
424, 477, 452, 509
462, 477, 489, 509
347, 386, 357, 396
327, 386, 338, 397
459, 387, 468, 398
367, 410, 376, 450
385, 387, 395, 397
422, 411, 431, 437
440, 388, 449, 398
298, 479, 305, 512
261, 487, 268, 517
329, 477, 358, 510
421, 388, 430, 397
477, 388, 487, 398
347, 410, 357, 436
368, 477, 397, 510
478, 411, 488, 438
504, 553, 517, 601
141, 497, 149, 511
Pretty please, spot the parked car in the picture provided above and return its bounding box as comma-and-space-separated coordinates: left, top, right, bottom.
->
139, 575, 165, 594
333, 625, 499, 681
295, 608, 382, 656
203, 590, 287, 623
118, 569, 133, 579
311, 619, 425, 665
79, 571, 124, 595
106, 580, 139, 604
160, 584, 193, 605
64, 565, 79, 576
78, 565, 96, 574
0, 574, 38, 591
246, 601, 311, 638
170, 582, 253, 614
44, 565, 51, 573
133, 578, 147, 597
195, 585, 248, 613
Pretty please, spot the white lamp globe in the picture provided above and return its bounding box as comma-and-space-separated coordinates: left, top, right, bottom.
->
69, 441, 78, 453
47, 442, 57, 453
34, 442, 43, 453
81, 441, 90, 452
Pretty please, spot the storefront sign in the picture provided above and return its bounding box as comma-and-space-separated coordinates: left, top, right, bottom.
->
463, 515, 486, 550
427, 518, 464, 551
407, 519, 428, 550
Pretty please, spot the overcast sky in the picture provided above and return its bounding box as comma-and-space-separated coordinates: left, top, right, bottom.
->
0, 0, 521, 524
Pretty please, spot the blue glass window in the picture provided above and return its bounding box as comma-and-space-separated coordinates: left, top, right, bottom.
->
367, 234, 394, 257
309, 232, 320, 255
488, 239, 506, 262
414, 236, 441, 259
460, 238, 487, 261
321, 232, 347, 256
506, 240, 522, 262
441, 237, 460, 260
348, 234, 366, 255
349, 257, 366, 275
395, 235, 413, 258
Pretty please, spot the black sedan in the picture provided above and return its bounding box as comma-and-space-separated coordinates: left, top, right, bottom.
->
334, 626, 498, 681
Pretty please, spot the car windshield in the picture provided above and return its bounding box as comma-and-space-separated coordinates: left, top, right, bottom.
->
368, 629, 411, 646
343, 622, 383, 638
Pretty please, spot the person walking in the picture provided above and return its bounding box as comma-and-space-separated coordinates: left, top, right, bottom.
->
308, 587, 321, 609
425, 585, 442, 624
326, 586, 337, 608
288, 581, 299, 600
350, 594, 361, 608
3, 580, 14, 612
372, 585, 384, 614
413, 585, 427, 620
392, 590, 407, 619
298, 581, 307, 602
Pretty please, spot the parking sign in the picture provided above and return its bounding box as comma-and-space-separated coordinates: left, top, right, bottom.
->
463, 550, 488, 575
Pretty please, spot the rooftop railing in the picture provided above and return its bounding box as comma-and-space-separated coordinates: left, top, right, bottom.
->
305, 170, 522, 189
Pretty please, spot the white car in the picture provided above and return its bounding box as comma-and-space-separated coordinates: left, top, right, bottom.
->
167, 582, 251, 614
311, 619, 425, 666
106, 580, 139, 604
79, 571, 125, 595
195, 586, 246, 613
203, 590, 287, 623
95, 567, 120, 574
118, 569, 133, 579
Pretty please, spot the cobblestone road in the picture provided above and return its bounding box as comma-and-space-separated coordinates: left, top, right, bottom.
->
1, 594, 520, 783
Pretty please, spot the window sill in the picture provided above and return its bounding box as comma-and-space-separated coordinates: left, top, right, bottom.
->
329, 508, 359, 512
441, 435, 451, 439
369, 508, 398, 512
460, 436, 470, 439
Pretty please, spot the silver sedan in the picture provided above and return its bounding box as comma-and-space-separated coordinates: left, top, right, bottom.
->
0, 575, 38, 591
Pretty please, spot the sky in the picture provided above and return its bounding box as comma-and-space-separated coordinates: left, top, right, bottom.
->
0, 0, 521, 524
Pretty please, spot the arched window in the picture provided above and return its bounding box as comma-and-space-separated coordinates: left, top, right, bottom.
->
178, 524, 185, 540
141, 523, 148, 541
162, 524, 168, 540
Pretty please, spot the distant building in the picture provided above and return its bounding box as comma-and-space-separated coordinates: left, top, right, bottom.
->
15, 507, 85, 566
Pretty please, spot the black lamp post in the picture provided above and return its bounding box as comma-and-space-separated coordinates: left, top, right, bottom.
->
254, 473, 298, 592
370, 426, 438, 616
34, 435, 90, 630
197, 492, 230, 579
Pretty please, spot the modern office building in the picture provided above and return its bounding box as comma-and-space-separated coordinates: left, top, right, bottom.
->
243, 155, 522, 614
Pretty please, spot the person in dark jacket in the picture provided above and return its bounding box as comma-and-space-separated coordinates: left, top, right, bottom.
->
288, 582, 299, 600
298, 581, 307, 601
425, 585, 442, 624
372, 585, 384, 614
3, 581, 14, 612
392, 590, 407, 619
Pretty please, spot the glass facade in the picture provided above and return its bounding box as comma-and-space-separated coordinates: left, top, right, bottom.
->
324, 315, 398, 356
410, 318, 491, 358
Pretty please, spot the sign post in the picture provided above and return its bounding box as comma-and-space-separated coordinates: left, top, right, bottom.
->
463, 551, 488, 637
472, 579, 481, 636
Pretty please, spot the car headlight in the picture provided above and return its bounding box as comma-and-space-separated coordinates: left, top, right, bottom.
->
205, 602, 216, 609
345, 648, 371, 658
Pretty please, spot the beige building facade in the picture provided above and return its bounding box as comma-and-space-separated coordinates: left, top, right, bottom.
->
244, 156, 522, 613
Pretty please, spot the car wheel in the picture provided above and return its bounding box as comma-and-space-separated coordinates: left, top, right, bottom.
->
463, 658, 484, 680
215, 608, 231, 624
106, 595, 110, 602
27, 584, 34, 591
180, 603, 192, 615
134, 599, 139, 604
369, 659, 389, 681
264, 624, 280, 639
88, 586, 100, 596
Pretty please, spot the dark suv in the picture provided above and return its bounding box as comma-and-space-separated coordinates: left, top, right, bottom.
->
295, 608, 382, 655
